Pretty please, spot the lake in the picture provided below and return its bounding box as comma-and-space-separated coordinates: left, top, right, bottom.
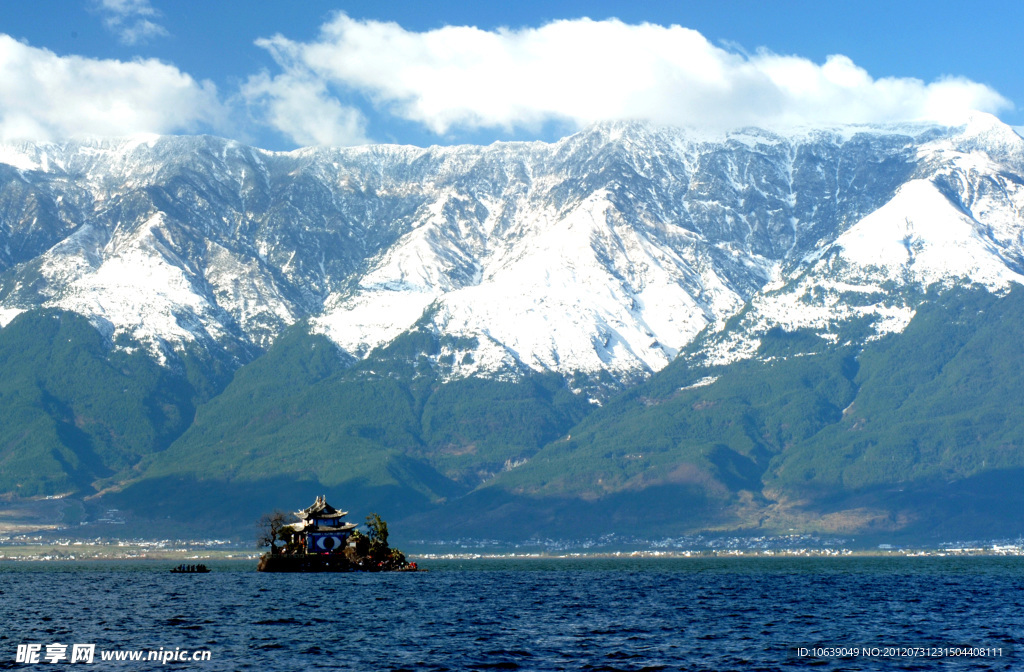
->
1, 556, 1021, 670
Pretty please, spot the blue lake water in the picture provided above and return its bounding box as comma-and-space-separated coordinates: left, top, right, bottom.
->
1, 556, 1022, 670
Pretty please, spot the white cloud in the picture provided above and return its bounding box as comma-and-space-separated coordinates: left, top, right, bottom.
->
116, 19, 168, 46
98, 0, 157, 13
0, 35, 224, 142
247, 15, 1011, 146
241, 71, 370, 147
95, 0, 168, 45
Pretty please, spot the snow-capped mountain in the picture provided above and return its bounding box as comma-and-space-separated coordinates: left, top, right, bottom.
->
689, 115, 1024, 367
1, 115, 1022, 382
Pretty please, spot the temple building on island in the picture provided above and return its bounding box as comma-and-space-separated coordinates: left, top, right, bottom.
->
258, 495, 414, 572
287, 495, 357, 553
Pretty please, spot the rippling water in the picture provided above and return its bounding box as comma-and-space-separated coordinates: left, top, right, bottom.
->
1, 557, 1021, 670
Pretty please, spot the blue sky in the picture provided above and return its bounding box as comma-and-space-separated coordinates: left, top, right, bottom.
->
1, 1, 1021, 149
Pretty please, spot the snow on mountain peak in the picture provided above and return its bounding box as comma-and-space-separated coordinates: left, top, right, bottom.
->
313, 179, 739, 381
836, 179, 1024, 288
2, 119, 1024, 383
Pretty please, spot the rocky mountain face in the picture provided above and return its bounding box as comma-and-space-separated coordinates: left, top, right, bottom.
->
1, 115, 1023, 542
5, 116, 1020, 384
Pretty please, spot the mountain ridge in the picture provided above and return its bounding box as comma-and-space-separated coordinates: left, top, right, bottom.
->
2, 117, 1024, 541
5, 117, 1019, 385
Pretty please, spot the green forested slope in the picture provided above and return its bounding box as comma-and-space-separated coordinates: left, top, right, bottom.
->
105, 323, 593, 531
3, 286, 1023, 542
768, 285, 1024, 495
0, 310, 201, 496
453, 285, 1024, 539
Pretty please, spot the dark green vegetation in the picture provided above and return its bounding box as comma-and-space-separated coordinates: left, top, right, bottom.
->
0, 310, 224, 497
2, 286, 1023, 543
113, 322, 592, 533
483, 285, 1024, 541
1, 314, 591, 534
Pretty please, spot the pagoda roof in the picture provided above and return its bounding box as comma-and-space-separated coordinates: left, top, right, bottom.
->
287, 520, 358, 533
295, 495, 349, 520
307, 522, 358, 533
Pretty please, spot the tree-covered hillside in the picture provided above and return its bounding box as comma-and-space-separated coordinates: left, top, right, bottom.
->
103, 322, 593, 532
0, 310, 216, 496
430, 285, 1024, 540
2, 287, 1023, 542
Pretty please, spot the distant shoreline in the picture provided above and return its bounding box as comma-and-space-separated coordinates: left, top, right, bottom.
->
0, 544, 259, 562
1, 543, 1022, 562
411, 548, 1024, 560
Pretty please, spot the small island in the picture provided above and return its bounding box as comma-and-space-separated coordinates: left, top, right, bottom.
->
256, 496, 416, 572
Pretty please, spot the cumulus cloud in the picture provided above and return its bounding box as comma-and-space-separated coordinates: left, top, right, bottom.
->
94, 0, 168, 45
242, 71, 370, 147
0, 35, 224, 142
246, 15, 1011, 146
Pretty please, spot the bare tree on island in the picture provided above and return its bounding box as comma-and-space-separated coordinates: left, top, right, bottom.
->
257, 510, 296, 554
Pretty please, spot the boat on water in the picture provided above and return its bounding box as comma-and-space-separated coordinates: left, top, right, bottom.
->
170, 563, 210, 573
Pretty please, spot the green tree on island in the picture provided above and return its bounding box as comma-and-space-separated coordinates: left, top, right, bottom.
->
364, 512, 407, 569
